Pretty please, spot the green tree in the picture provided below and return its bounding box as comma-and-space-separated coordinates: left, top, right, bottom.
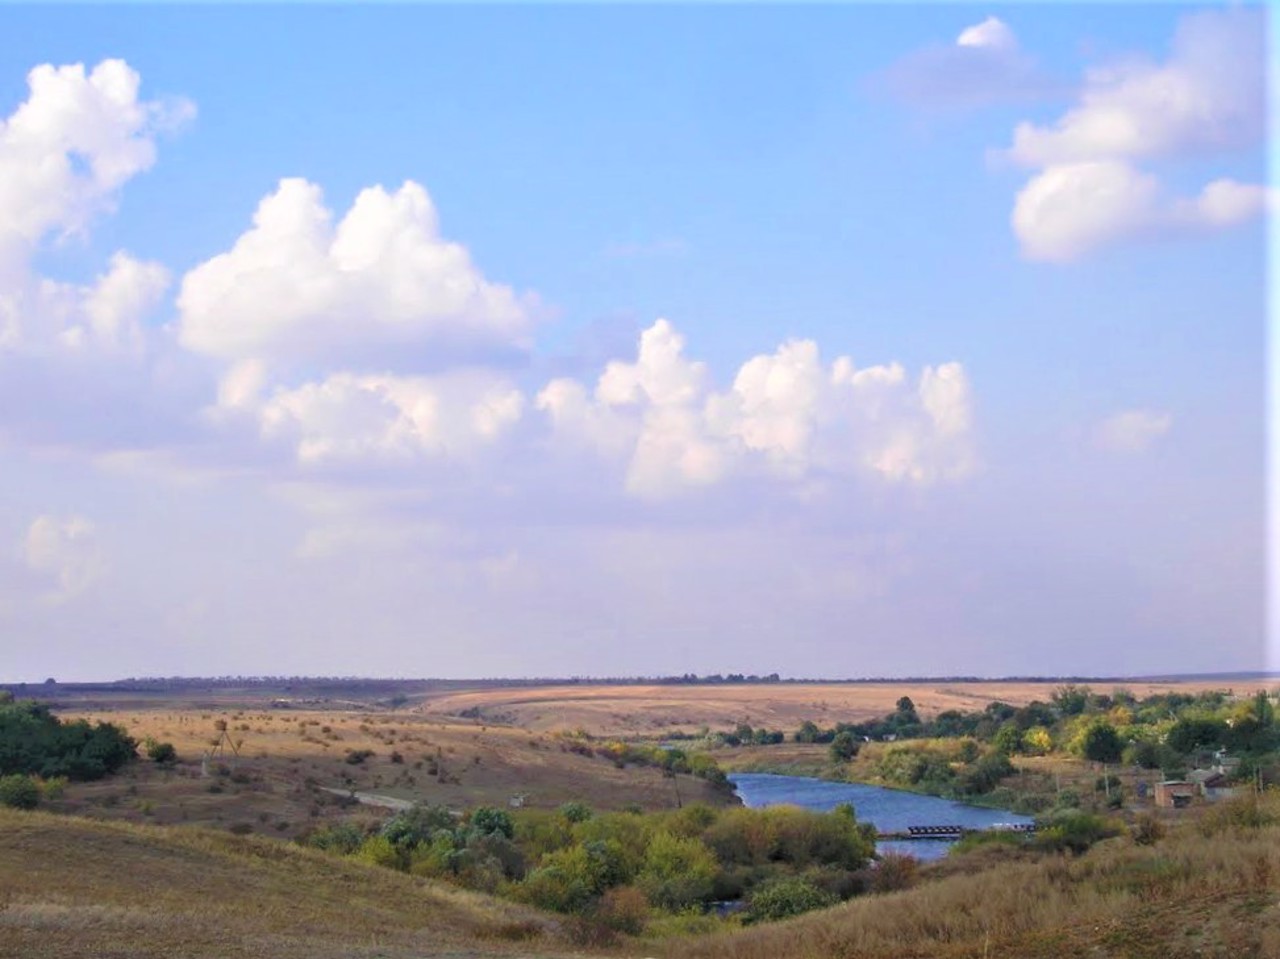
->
0, 773, 39, 810
794, 720, 821, 744
1077, 721, 1123, 764
1052, 684, 1092, 716
829, 731, 860, 763
637, 832, 717, 911
992, 723, 1023, 755
745, 877, 836, 924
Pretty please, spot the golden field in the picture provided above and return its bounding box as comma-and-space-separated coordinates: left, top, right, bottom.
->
44, 706, 723, 839
413, 679, 1274, 735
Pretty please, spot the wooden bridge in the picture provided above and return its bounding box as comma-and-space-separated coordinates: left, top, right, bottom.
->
876, 823, 1036, 841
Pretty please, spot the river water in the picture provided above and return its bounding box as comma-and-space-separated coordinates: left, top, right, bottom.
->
728, 772, 1033, 861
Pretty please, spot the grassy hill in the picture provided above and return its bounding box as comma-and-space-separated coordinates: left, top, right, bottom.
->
653, 802, 1280, 959
0, 809, 582, 959
5, 796, 1280, 958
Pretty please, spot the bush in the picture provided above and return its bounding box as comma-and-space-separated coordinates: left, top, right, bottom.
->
1131, 813, 1165, 846
0, 700, 135, 781
0, 773, 40, 809
145, 739, 177, 764
745, 876, 837, 923
638, 832, 718, 911
306, 821, 365, 855
559, 801, 592, 824
1034, 810, 1121, 854
596, 885, 650, 934
871, 852, 919, 893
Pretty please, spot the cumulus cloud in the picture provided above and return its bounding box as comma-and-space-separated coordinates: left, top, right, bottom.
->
879, 16, 1049, 110
177, 178, 532, 367
1096, 409, 1172, 453
255, 370, 524, 465
21, 514, 103, 600
1011, 161, 1272, 262
1002, 9, 1266, 262
1007, 10, 1263, 167
539, 319, 976, 496
0, 59, 185, 353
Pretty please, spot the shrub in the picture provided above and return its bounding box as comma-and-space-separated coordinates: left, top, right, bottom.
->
0, 773, 40, 809
468, 806, 515, 840
745, 876, 837, 923
1034, 810, 1121, 855
0, 700, 135, 781
144, 739, 177, 764
306, 821, 365, 855
37, 775, 67, 800
355, 834, 402, 869
871, 852, 918, 893
638, 832, 718, 911
381, 803, 455, 849
596, 884, 650, 934
559, 801, 592, 824
1130, 813, 1165, 846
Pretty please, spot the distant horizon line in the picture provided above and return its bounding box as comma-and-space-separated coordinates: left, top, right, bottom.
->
4, 670, 1277, 689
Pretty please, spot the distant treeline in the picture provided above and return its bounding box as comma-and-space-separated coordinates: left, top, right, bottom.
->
5, 671, 1276, 700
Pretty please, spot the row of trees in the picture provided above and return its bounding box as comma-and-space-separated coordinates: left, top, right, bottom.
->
0, 695, 136, 783
306, 799, 878, 929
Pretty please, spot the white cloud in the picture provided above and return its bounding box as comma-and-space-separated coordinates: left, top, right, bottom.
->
256, 370, 524, 465
957, 17, 1017, 53
21, 514, 103, 600
0, 59, 185, 353
880, 16, 1048, 110
1012, 160, 1272, 262
1097, 409, 1173, 453
1007, 10, 1263, 167
539, 319, 976, 496
0, 59, 192, 248
1002, 9, 1266, 262
177, 178, 532, 366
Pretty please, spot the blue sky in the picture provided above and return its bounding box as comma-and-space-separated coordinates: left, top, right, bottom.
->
0, 4, 1268, 681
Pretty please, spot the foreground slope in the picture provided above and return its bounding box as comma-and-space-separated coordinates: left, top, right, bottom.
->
0, 809, 581, 959
654, 811, 1280, 959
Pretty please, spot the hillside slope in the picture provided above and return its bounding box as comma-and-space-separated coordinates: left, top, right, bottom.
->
0, 809, 585, 959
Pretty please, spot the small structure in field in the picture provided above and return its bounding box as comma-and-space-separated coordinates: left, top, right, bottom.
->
1188, 769, 1236, 800
1154, 780, 1195, 808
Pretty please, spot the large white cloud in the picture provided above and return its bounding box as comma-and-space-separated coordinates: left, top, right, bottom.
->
0, 59, 186, 353
1001, 9, 1266, 262
1008, 10, 1263, 167
539, 319, 976, 496
252, 370, 524, 465
177, 178, 532, 366
1011, 161, 1271, 262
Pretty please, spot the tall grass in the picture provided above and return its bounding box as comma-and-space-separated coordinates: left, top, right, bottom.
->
655, 793, 1280, 959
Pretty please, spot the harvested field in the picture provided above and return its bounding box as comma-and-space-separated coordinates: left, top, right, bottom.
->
414, 679, 1274, 735
45, 707, 724, 838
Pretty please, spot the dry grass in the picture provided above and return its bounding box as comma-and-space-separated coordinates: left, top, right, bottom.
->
48, 707, 723, 836
415, 681, 1270, 735
0, 808, 584, 959
652, 809, 1280, 959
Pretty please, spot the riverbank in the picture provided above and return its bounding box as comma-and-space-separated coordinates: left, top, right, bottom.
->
724, 753, 1032, 812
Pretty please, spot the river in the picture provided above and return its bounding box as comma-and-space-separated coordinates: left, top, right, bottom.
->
728, 772, 1034, 861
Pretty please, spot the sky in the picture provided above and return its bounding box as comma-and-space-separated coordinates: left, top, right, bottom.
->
0, 4, 1269, 682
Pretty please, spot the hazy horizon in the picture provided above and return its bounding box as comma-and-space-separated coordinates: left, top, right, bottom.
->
0, 5, 1268, 682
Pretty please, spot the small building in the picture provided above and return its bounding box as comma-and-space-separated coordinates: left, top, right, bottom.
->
1154, 780, 1196, 809
1197, 771, 1237, 800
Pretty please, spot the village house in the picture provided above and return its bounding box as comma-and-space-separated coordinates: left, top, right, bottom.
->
1153, 780, 1196, 809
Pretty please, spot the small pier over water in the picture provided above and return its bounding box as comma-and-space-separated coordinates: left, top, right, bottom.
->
876, 823, 1036, 841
